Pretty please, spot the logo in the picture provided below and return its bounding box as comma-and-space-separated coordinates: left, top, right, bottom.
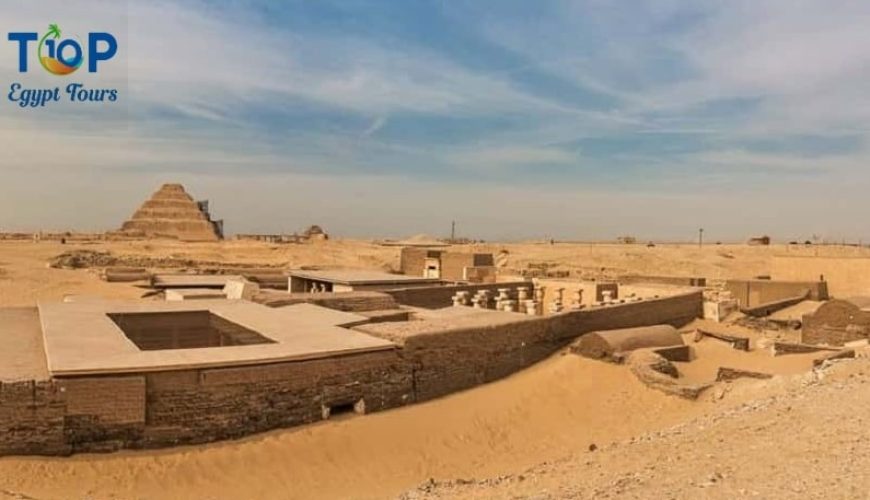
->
6, 24, 120, 108
8, 24, 117, 74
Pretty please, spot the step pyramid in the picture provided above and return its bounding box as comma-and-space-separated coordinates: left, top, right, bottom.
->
117, 184, 222, 241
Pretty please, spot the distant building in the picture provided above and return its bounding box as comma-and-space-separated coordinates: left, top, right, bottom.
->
400, 247, 496, 282
748, 235, 771, 246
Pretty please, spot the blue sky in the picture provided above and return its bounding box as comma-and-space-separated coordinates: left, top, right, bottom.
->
1, 0, 870, 241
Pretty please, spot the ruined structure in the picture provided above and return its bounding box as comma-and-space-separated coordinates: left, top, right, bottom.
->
235, 225, 328, 244
0, 288, 703, 456
114, 184, 223, 241
802, 299, 870, 346
724, 279, 828, 308
571, 325, 684, 362
400, 247, 496, 282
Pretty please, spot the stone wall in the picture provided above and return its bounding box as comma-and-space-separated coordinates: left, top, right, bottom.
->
0, 380, 68, 456
548, 291, 703, 341
384, 281, 532, 309
0, 350, 412, 455
254, 290, 399, 312
440, 252, 476, 281
725, 279, 828, 308
400, 247, 432, 276
392, 317, 555, 401
399, 247, 495, 281
141, 350, 412, 447
0, 291, 701, 456
361, 290, 703, 402
619, 275, 707, 287
59, 376, 146, 453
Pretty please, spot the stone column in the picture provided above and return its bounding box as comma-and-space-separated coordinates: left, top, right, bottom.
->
496, 288, 510, 310
478, 290, 491, 309
524, 299, 537, 316
549, 287, 564, 314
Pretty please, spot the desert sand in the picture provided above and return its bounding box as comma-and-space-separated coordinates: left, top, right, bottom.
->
0, 239, 865, 499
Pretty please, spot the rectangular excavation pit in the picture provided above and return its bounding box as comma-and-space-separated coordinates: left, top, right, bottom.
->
107, 310, 276, 351
39, 300, 396, 376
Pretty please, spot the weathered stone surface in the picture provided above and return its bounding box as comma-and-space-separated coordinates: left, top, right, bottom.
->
773, 342, 840, 356
0, 290, 704, 456
716, 367, 773, 382
0, 380, 70, 456
223, 279, 259, 300
813, 349, 856, 367
627, 350, 709, 400
255, 290, 399, 312
802, 300, 870, 346
116, 184, 221, 241
653, 345, 692, 362
571, 325, 684, 362
695, 329, 750, 351
741, 294, 809, 318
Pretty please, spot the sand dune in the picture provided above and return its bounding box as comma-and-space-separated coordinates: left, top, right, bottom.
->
0, 353, 711, 499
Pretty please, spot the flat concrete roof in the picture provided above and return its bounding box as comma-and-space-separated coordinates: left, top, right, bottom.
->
152, 274, 244, 289
165, 288, 227, 300
355, 307, 538, 344
289, 269, 441, 286
38, 300, 395, 376
0, 307, 50, 382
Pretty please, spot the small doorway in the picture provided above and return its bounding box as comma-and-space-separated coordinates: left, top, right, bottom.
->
424, 258, 441, 279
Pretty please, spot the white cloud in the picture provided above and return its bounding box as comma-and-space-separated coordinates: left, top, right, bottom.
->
4, 0, 870, 240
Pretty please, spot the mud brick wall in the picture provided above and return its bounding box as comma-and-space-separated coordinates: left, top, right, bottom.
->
254, 290, 398, 312
398, 317, 555, 401
400, 248, 495, 280
400, 247, 431, 276
725, 279, 828, 308
57, 376, 146, 453
463, 266, 497, 283
619, 275, 706, 287
141, 350, 413, 447
385, 281, 532, 309
389, 292, 701, 402
439, 253, 476, 281
0, 290, 702, 457
548, 291, 703, 341
0, 380, 69, 455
